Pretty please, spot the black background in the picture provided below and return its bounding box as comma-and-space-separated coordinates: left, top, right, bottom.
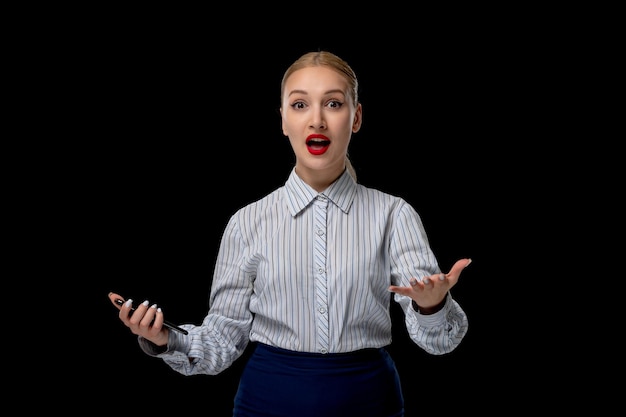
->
34, 20, 570, 416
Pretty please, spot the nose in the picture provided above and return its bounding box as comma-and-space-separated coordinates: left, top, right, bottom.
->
309, 105, 326, 129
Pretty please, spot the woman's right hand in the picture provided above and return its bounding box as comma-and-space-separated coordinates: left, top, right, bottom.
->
108, 292, 170, 346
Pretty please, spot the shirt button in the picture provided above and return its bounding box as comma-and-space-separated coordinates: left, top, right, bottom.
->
319, 307, 326, 314
320, 348, 328, 354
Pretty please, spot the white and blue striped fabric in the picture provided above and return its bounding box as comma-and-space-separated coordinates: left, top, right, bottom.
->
149, 168, 468, 376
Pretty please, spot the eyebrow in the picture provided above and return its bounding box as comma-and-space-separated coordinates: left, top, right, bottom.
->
288, 89, 346, 97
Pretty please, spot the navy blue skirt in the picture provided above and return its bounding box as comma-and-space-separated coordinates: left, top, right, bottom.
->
233, 343, 404, 417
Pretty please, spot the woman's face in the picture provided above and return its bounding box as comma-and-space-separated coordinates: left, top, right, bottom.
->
281, 65, 361, 185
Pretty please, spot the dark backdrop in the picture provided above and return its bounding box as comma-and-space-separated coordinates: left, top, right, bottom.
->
54, 35, 546, 415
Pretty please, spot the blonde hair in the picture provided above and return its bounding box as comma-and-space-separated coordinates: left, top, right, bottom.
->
281, 51, 359, 180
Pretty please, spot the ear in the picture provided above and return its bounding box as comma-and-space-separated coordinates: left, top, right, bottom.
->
280, 107, 288, 136
352, 103, 363, 133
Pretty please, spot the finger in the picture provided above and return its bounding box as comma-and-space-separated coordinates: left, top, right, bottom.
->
108, 292, 125, 310
135, 300, 151, 320
388, 280, 421, 296
445, 258, 472, 281
149, 304, 165, 331
119, 298, 134, 321
422, 274, 446, 285
141, 303, 160, 330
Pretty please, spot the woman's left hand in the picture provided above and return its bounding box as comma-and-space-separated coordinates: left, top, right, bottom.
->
388, 258, 471, 312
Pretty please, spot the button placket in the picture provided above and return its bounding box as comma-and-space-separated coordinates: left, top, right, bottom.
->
313, 195, 329, 354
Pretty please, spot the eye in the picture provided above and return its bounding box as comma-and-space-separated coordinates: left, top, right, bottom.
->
327, 100, 343, 109
290, 101, 307, 110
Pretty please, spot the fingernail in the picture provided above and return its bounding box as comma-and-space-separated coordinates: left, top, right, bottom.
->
125, 299, 133, 307
157, 307, 162, 313
467, 258, 472, 266
439, 274, 445, 281
423, 278, 430, 285
409, 278, 418, 286
142, 300, 150, 306
150, 304, 158, 309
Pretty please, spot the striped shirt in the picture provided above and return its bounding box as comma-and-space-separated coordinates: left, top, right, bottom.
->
141, 168, 468, 375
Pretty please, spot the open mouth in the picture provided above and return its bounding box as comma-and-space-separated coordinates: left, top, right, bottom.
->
306, 138, 330, 155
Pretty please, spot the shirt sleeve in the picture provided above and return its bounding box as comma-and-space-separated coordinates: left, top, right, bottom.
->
136, 215, 254, 375
389, 201, 469, 354
401, 293, 469, 354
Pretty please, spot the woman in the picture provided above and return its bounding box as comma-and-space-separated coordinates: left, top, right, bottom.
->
109, 50, 471, 417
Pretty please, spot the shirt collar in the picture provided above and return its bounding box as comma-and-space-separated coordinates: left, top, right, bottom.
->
284, 168, 357, 216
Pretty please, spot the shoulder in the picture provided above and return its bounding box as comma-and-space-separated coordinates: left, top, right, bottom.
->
353, 183, 423, 220
355, 183, 409, 206
230, 186, 286, 219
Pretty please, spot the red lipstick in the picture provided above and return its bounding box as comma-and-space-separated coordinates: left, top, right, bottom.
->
306, 134, 330, 155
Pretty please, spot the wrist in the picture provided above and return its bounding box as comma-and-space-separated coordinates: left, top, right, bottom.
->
412, 297, 446, 315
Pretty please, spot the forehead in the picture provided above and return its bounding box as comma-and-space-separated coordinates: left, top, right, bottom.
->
284, 66, 349, 94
